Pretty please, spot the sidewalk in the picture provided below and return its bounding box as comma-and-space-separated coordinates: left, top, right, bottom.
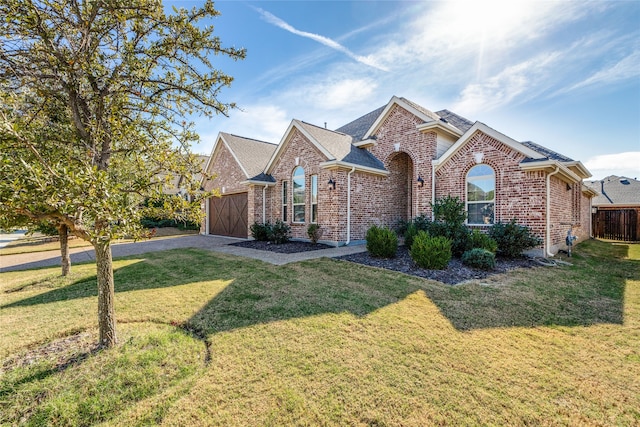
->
0, 234, 367, 272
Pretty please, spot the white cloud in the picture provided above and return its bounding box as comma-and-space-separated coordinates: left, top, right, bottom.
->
584, 152, 640, 180
452, 52, 561, 115
293, 78, 378, 110
194, 105, 290, 155
255, 8, 388, 71
567, 50, 640, 92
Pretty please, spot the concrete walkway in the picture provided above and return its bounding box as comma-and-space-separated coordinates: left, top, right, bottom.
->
0, 234, 367, 272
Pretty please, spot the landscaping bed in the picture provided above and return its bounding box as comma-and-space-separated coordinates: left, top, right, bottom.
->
336, 246, 539, 285
230, 240, 333, 253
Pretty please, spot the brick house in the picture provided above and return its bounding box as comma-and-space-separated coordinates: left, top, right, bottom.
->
202, 96, 595, 256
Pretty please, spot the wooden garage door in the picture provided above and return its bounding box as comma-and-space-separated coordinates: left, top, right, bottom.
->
209, 193, 248, 238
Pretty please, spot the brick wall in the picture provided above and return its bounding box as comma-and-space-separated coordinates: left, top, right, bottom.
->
269, 128, 336, 241
435, 131, 547, 243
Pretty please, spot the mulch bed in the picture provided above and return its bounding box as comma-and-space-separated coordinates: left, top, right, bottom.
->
230, 240, 333, 254
231, 240, 539, 285
335, 247, 539, 285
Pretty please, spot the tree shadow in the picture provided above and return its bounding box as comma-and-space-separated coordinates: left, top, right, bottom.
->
184, 240, 635, 335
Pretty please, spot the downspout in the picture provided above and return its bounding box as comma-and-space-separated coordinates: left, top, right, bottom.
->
546, 166, 560, 257
589, 192, 593, 238
262, 185, 268, 223
345, 166, 356, 245
431, 162, 436, 220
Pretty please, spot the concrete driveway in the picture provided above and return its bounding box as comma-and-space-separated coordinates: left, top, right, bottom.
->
0, 234, 367, 272
0, 234, 240, 273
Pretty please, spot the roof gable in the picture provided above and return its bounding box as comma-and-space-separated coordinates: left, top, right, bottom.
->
434, 122, 545, 170
206, 132, 277, 180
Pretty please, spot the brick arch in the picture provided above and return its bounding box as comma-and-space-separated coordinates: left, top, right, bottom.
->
386, 151, 415, 223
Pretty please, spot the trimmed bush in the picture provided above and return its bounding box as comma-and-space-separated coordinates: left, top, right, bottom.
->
270, 220, 291, 244
410, 231, 451, 270
403, 223, 419, 249
307, 223, 322, 244
366, 225, 398, 258
470, 229, 498, 254
462, 248, 496, 270
250, 222, 271, 241
489, 219, 543, 258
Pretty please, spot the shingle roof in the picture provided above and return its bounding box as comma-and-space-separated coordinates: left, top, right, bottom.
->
434, 109, 474, 133
584, 175, 640, 206
335, 105, 386, 142
520, 141, 574, 162
335, 100, 474, 142
220, 132, 277, 179
297, 120, 385, 171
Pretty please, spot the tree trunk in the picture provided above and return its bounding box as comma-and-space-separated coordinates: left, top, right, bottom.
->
58, 224, 71, 276
95, 240, 117, 348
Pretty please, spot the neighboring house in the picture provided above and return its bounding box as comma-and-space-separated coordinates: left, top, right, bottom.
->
162, 154, 210, 199
202, 96, 595, 256
585, 176, 640, 241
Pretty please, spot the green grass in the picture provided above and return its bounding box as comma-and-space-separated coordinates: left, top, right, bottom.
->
1, 240, 638, 425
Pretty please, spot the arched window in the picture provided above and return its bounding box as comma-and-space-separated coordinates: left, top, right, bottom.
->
292, 166, 305, 223
467, 164, 495, 225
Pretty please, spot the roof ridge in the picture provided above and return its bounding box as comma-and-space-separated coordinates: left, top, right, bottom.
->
225, 132, 276, 145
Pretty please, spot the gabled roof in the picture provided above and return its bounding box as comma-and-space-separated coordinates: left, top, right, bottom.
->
520, 141, 574, 162
585, 175, 640, 206
335, 105, 385, 142
205, 132, 277, 181
336, 97, 470, 142
265, 119, 386, 175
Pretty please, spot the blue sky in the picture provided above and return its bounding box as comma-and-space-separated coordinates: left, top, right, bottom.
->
172, 1, 640, 180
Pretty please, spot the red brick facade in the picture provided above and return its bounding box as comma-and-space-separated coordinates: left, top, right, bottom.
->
203, 97, 593, 256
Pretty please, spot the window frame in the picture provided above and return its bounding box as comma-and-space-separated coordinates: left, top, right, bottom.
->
311, 174, 318, 223
282, 181, 288, 222
292, 166, 305, 223
466, 164, 495, 225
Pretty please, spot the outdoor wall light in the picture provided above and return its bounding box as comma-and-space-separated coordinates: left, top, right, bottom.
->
417, 176, 425, 187
328, 178, 336, 190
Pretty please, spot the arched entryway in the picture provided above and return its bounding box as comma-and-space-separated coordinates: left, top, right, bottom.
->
387, 152, 414, 223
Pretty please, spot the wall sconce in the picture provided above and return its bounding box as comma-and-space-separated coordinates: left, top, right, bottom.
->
566, 183, 572, 191
417, 176, 424, 187
328, 178, 336, 190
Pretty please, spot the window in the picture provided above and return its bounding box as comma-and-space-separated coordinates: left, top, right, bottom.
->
311, 175, 318, 223
467, 164, 495, 225
282, 181, 288, 221
292, 166, 305, 223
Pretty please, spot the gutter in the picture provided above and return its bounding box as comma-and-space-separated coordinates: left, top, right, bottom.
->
546, 166, 560, 257
431, 162, 436, 220
345, 166, 356, 245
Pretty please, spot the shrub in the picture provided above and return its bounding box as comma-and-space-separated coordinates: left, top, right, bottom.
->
425, 221, 470, 258
403, 223, 419, 249
270, 220, 291, 244
366, 225, 398, 258
470, 229, 498, 254
410, 231, 451, 270
462, 248, 496, 270
307, 223, 322, 244
250, 222, 271, 241
489, 219, 543, 258
431, 195, 466, 227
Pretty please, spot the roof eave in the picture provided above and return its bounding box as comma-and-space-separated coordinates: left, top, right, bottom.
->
564, 161, 592, 179
416, 121, 463, 139
519, 160, 582, 183
319, 160, 389, 176
353, 138, 377, 149
240, 180, 276, 186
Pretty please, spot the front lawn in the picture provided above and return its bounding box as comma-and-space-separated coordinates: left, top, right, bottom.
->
1, 240, 638, 425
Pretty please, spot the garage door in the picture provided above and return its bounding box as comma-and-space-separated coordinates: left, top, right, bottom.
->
209, 193, 248, 238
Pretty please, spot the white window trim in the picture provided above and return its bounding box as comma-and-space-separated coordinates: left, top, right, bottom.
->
282, 181, 288, 222
311, 174, 318, 224
292, 166, 305, 223
466, 164, 495, 226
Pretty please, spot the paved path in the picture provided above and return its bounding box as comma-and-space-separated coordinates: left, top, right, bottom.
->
0, 234, 367, 272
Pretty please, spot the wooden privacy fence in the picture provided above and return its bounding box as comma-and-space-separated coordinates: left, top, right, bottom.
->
592, 209, 639, 242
